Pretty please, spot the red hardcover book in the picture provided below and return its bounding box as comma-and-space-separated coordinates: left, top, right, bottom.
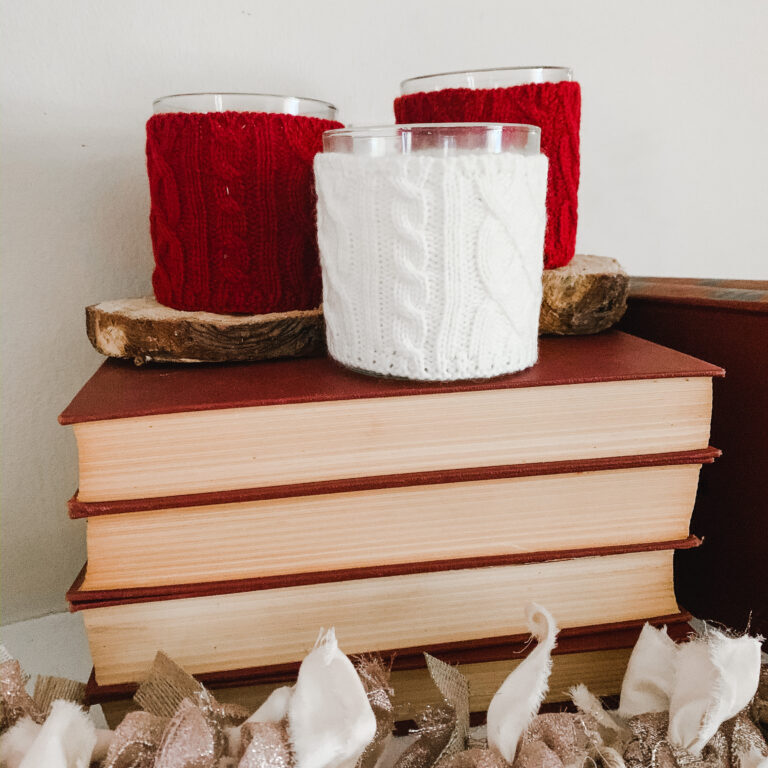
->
68, 537, 697, 687
87, 612, 692, 728
68, 447, 720, 519
59, 331, 722, 424
67, 535, 701, 608
58, 332, 723, 504
69, 446, 718, 593
618, 277, 768, 640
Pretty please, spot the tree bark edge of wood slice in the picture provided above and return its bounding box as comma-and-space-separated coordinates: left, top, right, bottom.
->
86, 298, 326, 365
539, 253, 629, 335
86, 255, 628, 364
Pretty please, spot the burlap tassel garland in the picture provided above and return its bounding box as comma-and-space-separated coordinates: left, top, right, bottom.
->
0, 649, 107, 767
153, 696, 225, 768
1, 625, 768, 768
32, 674, 87, 717
129, 651, 257, 766
134, 651, 208, 719
0, 660, 44, 734
426, 654, 471, 762
393, 651, 472, 768
623, 710, 768, 768
238, 721, 293, 768
355, 655, 396, 768
135, 651, 249, 729
394, 704, 458, 768
102, 710, 168, 768
752, 666, 768, 742
515, 711, 613, 768
434, 746, 509, 768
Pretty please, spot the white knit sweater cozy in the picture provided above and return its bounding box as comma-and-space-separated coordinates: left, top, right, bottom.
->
314, 152, 548, 380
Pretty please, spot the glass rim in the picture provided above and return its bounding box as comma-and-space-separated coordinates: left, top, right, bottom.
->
152, 91, 338, 112
323, 122, 541, 138
400, 65, 572, 90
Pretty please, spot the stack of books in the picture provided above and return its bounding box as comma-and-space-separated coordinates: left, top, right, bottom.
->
59, 331, 722, 727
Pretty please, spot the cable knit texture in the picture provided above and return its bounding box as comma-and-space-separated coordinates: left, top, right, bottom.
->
394, 82, 580, 269
314, 151, 548, 381
146, 111, 342, 314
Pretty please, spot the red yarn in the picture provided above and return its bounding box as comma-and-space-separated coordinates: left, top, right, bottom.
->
146, 111, 342, 314
394, 82, 581, 269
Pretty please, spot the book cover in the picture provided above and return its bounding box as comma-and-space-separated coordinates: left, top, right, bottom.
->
59, 331, 723, 425
67, 535, 701, 609
68, 447, 720, 518
619, 277, 768, 640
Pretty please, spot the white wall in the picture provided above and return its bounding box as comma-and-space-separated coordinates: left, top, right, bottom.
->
2, 0, 767, 624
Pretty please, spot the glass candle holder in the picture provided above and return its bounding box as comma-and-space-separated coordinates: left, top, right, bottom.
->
400, 66, 573, 94
323, 121, 540, 156
147, 92, 342, 315
314, 123, 548, 381
153, 92, 337, 119
395, 67, 580, 270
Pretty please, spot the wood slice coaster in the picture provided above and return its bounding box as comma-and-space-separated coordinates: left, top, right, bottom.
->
540, 253, 629, 335
86, 298, 325, 365
87, 255, 628, 364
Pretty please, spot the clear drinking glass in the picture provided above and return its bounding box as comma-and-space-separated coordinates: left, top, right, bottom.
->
400, 66, 573, 95
322, 122, 540, 157
153, 92, 337, 119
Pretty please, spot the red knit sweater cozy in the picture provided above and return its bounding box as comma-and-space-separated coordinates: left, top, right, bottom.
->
146, 111, 342, 315
394, 82, 581, 269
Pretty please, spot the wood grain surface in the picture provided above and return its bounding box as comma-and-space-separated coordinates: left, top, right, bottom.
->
85, 255, 630, 363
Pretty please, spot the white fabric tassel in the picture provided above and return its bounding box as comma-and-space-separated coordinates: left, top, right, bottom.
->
486, 603, 558, 762
618, 623, 680, 718
570, 683, 623, 733
667, 629, 762, 756
288, 628, 377, 768
16, 700, 96, 768
249, 685, 293, 724
226, 684, 294, 757
0, 718, 41, 768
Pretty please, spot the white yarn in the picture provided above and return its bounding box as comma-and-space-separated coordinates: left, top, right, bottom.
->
314, 151, 548, 380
